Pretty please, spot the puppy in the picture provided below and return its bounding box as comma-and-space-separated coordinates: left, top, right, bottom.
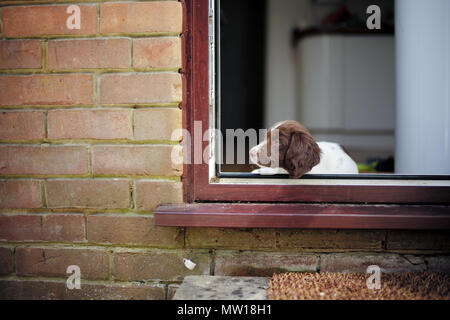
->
249, 120, 358, 178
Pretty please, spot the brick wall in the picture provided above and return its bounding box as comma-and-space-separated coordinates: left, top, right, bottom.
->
0, 1, 449, 300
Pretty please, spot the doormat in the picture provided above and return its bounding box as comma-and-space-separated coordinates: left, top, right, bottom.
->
268, 272, 450, 300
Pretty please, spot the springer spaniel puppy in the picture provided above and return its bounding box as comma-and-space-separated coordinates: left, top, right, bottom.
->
249, 120, 358, 178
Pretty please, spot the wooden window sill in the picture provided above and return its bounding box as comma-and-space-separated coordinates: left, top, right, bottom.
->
154, 203, 450, 230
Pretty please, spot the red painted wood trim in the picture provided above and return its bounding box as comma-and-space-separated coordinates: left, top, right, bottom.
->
181, 0, 194, 203
154, 203, 450, 230
195, 184, 450, 204
192, 0, 210, 202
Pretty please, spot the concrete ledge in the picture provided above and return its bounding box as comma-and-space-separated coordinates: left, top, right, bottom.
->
173, 276, 268, 300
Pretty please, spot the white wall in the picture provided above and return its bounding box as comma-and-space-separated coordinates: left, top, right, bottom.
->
264, 0, 396, 158
395, 0, 450, 174
296, 35, 395, 151
264, 0, 343, 128
264, 0, 309, 128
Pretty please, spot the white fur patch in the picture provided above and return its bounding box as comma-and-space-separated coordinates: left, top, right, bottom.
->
308, 142, 358, 174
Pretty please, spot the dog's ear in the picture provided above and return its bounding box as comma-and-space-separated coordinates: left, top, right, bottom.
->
283, 131, 321, 178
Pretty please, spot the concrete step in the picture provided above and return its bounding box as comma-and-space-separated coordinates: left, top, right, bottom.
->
173, 276, 269, 300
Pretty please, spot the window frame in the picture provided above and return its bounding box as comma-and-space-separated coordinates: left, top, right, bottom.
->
154, 0, 450, 230
181, 0, 450, 205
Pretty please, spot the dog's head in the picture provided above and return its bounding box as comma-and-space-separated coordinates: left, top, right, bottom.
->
249, 120, 321, 178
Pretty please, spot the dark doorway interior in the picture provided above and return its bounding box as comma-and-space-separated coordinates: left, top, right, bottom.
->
219, 0, 266, 172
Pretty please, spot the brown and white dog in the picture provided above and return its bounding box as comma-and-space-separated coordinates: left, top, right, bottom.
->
249, 120, 358, 178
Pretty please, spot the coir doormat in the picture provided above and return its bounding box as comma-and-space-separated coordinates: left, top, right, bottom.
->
268, 272, 450, 300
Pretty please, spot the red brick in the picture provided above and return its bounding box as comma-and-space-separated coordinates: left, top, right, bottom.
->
387, 230, 450, 251
113, 250, 210, 281
92, 146, 182, 176
0, 180, 41, 209
133, 38, 181, 69
135, 180, 183, 211
0, 215, 41, 241
42, 214, 85, 242
0, 146, 88, 175
0, 214, 85, 242
48, 38, 130, 70
46, 179, 131, 209
319, 253, 426, 273
167, 284, 179, 300
0, 74, 93, 106
0, 247, 13, 274
0, 280, 165, 300
0, 40, 42, 69
215, 251, 317, 276
185, 228, 277, 250
100, 2, 182, 35
16, 247, 109, 280
100, 73, 182, 105
0, 111, 45, 140
277, 230, 386, 251
87, 214, 183, 247
48, 109, 132, 140
2, 5, 97, 37
424, 256, 450, 273
134, 108, 182, 141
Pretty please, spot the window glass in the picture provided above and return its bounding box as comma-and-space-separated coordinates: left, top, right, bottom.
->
216, 0, 450, 177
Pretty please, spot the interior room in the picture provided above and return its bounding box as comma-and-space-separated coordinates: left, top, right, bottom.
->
219, 0, 449, 176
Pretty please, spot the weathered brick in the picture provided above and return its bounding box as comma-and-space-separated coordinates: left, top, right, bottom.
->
0, 214, 85, 242
0, 180, 41, 209
135, 180, 183, 212
113, 249, 210, 281
16, 247, 109, 280
100, 2, 182, 35
87, 214, 183, 247
167, 284, 179, 300
100, 73, 182, 105
0, 146, 88, 175
185, 228, 277, 250
215, 251, 317, 276
134, 108, 182, 141
277, 229, 386, 251
42, 214, 85, 242
46, 180, 131, 209
2, 5, 97, 37
133, 38, 181, 70
320, 253, 427, 273
48, 39, 130, 70
48, 109, 132, 140
0, 215, 41, 241
0, 111, 45, 140
0, 40, 42, 69
424, 256, 450, 273
92, 146, 182, 177
0, 280, 165, 300
387, 230, 450, 251
0, 247, 13, 274
0, 74, 93, 106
